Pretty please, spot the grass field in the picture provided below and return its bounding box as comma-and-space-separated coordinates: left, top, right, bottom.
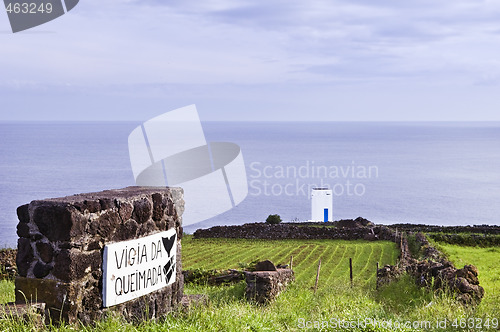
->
436, 243, 500, 318
0, 237, 498, 331
182, 237, 399, 287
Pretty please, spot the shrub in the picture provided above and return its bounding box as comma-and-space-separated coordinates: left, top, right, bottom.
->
407, 233, 423, 259
266, 214, 282, 224
429, 233, 500, 247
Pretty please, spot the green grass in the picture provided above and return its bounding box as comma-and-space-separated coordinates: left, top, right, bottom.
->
182, 237, 398, 287
436, 243, 500, 318
0, 237, 498, 331
0, 280, 14, 304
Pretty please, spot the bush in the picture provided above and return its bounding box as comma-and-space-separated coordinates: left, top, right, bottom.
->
429, 233, 500, 247
407, 233, 423, 259
266, 214, 282, 224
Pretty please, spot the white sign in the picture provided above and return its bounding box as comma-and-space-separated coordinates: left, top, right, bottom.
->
102, 229, 177, 307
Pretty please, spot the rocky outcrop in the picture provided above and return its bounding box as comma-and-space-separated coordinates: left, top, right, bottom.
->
14, 187, 184, 324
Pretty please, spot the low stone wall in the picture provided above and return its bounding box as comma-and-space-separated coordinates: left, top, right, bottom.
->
194, 221, 395, 241
15, 187, 184, 324
389, 223, 500, 235
377, 232, 484, 305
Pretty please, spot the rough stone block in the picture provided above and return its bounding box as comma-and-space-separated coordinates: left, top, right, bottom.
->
245, 268, 294, 303
33, 262, 52, 278
31, 203, 86, 242
16, 223, 30, 238
16, 238, 33, 277
52, 249, 102, 282
16, 204, 30, 223
133, 197, 152, 224
254, 260, 277, 271
35, 242, 54, 264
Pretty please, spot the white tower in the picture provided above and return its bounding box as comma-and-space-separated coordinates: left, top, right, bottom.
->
311, 188, 332, 222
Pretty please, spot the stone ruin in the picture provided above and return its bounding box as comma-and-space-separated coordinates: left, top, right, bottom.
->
244, 260, 294, 304
182, 260, 294, 304
14, 187, 184, 324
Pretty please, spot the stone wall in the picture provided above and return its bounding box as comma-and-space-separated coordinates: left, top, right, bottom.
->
194, 221, 395, 241
388, 223, 500, 235
15, 186, 184, 324
377, 232, 484, 305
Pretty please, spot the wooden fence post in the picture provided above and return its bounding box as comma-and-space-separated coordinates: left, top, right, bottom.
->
314, 259, 321, 294
290, 256, 293, 270
349, 258, 353, 287
376, 262, 379, 290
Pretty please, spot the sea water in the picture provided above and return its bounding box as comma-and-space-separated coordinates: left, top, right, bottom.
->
1, 121, 499, 248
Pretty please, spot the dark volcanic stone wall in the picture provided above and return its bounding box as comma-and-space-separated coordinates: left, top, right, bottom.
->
15, 187, 184, 324
388, 224, 500, 235
378, 232, 485, 305
193, 222, 395, 241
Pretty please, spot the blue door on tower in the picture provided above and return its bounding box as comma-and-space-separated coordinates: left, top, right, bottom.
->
324, 208, 328, 222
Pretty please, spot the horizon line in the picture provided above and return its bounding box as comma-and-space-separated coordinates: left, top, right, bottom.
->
2, 119, 500, 123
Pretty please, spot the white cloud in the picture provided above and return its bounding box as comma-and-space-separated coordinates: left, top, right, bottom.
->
1, 0, 500, 120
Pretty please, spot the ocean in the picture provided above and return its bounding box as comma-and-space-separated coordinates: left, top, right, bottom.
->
1, 121, 499, 248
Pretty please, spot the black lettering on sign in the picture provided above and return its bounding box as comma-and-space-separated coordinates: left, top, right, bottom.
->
115, 277, 123, 296
151, 240, 163, 260
128, 247, 136, 266
115, 247, 125, 269
140, 244, 148, 263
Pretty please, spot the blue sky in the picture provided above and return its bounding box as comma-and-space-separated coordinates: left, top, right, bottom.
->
1, 0, 500, 121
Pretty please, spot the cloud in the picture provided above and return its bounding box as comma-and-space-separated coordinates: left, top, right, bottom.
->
1, 0, 500, 120
2, 0, 499, 85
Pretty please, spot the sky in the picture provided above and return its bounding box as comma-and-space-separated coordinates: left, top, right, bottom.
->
1, 0, 500, 121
